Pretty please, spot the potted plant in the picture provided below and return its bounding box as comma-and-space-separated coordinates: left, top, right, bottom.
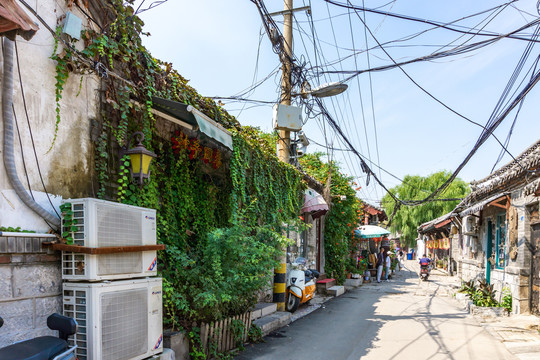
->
346, 258, 357, 278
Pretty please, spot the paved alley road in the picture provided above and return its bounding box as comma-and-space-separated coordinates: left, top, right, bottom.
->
236, 261, 517, 360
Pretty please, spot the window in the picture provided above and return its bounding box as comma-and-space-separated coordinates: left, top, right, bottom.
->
496, 213, 507, 268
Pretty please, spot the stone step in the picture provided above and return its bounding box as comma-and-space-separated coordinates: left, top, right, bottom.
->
251, 302, 277, 320
316, 278, 336, 294
252, 311, 291, 337
344, 278, 363, 290
327, 285, 345, 297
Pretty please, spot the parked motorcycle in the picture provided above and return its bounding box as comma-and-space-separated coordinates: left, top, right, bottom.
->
0, 313, 77, 360
286, 257, 320, 313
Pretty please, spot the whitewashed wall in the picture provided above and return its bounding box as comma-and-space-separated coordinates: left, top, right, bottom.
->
0, 0, 100, 232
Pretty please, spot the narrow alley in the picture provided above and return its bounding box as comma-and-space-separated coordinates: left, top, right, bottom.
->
236, 262, 518, 360
2, 3, 540, 360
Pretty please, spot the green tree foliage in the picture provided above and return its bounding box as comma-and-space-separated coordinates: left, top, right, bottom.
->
381, 171, 469, 247
300, 153, 362, 283
161, 223, 288, 326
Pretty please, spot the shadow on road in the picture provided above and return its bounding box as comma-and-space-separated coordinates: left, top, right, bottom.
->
235, 265, 421, 360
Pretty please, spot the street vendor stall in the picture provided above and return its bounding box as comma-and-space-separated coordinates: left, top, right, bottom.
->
354, 225, 391, 280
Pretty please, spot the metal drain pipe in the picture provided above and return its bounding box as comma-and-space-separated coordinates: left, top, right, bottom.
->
2, 38, 60, 228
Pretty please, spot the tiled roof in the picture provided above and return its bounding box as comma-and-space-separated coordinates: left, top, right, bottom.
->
458, 139, 540, 209
418, 212, 454, 233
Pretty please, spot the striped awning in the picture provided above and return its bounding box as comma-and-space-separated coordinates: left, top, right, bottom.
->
301, 188, 328, 214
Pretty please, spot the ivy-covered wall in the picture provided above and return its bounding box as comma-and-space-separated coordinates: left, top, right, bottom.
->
45, 0, 306, 328
45, 0, 361, 330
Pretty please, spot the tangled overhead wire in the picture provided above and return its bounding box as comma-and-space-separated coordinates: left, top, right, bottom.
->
250, 0, 540, 213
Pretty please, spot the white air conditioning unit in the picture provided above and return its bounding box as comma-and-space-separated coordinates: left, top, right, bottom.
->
462, 215, 479, 236
63, 278, 163, 360
62, 251, 157, 281
61, 198, 157, 247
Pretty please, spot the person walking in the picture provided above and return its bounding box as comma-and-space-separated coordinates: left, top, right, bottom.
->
385, 251, 392, 282
376, 247, 384, 283
398, 250, 404, 270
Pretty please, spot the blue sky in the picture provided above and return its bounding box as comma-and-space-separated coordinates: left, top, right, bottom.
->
136, 0, 540, 205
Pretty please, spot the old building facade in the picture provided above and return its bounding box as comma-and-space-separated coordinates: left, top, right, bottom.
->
422, 140, 540, 314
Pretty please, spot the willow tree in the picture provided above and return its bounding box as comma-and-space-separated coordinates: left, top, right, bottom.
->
381, 171, 470, 248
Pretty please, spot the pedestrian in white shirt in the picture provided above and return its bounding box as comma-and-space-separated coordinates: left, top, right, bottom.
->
385, 252, 391, 282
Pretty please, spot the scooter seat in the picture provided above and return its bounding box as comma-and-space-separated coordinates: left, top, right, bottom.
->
0, 336, 68, 360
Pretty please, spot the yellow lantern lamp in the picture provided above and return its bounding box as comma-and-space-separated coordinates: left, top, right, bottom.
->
122, 131, 157, 187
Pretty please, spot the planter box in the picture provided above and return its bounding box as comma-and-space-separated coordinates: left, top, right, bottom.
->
469, 304, 509, 318
453, 292, 473, 311
344, 278, 363, 289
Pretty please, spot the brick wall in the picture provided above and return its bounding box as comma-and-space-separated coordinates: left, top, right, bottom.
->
0, 234, 62, 347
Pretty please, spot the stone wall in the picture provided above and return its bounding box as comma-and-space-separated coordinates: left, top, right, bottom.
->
459, 259, 484, 282
490, 267, 528, 314
0, 234, 62, 347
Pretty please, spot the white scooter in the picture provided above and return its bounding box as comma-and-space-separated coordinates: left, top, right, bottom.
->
286, 257, 320, 313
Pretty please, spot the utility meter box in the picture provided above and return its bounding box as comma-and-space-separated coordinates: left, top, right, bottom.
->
273, 104, 303, 131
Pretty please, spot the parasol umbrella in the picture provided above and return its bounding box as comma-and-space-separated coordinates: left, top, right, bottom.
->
354, 225, 390, 239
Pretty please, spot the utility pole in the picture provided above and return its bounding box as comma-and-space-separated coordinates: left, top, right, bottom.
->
268, 0, 346, 311
273, 0, 294, 312
277, 0, 293, 163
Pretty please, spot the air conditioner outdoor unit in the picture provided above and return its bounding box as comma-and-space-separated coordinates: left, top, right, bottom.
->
61, 198, 157, 247
63, 278, 163, 360
62, 251, 157, 281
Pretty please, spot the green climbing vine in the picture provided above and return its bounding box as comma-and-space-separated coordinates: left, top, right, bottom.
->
229, 130, 304, 228
116, 155, 131, 202
60, 202, 77, 245
49, 25, 74, 152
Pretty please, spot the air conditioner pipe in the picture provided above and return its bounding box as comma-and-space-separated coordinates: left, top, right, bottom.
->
2, 38, 60, 228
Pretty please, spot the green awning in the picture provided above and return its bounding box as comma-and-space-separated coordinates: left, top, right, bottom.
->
151, 96, 233, 150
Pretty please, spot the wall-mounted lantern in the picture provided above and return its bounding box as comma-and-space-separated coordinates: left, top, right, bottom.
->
121, 131, 157, 187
